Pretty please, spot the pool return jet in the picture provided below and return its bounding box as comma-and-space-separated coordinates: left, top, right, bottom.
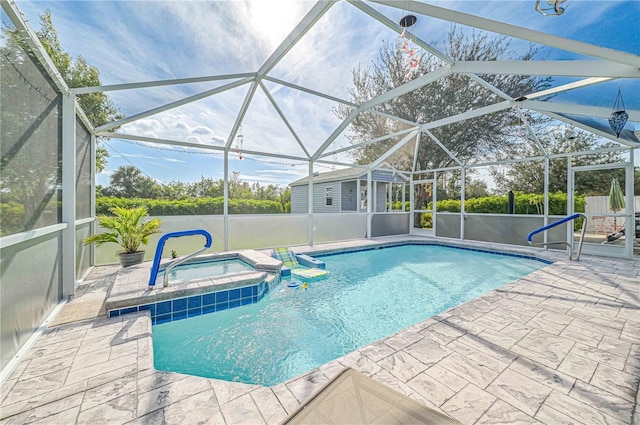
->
527, 213, 587, 260
148, 229, 213, 288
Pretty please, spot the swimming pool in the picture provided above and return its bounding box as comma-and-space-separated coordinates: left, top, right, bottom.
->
154, 258, 254, 286
152, 244, 546, 386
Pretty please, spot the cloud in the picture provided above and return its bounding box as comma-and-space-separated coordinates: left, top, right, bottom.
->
163, 158, 187, 163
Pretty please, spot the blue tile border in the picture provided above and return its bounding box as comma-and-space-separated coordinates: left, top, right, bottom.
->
313, 242, 554, 265
108, 279, 270, 324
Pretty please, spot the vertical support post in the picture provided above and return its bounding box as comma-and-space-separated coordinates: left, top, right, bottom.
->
409, 176, 414, 231
356, 179, 361, 213
223, 150, 229, 251
308, 161, 314, 246
543, 157, 549, 247
460, 167, 466, 240
367, 170, 372, 239
388, 182, 392, 212
566, 157, 574, 257
625, 150, 634, 259
90, 133, 96, 266
62, 94, 76, 298
401, 182, 406, 214
432, 172, 437, 235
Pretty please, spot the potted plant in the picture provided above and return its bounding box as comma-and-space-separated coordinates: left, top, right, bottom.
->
84, 206, 162, 267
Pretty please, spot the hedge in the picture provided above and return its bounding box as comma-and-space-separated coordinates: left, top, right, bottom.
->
433, 192, 584, 216
96, 196, 284, 215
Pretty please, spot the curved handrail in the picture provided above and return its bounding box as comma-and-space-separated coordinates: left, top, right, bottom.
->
148, 229, 213, 288
527, 213, 587, 261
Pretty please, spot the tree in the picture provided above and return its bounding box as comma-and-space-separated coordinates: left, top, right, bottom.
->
36, 10, 123, 172
490, 127, 625, 195
104, 165, 160, 198
337, 28, 552, 210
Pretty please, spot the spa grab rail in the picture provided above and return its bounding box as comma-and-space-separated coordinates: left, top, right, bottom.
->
148, 229, 213, 288
527, 213, 587, 261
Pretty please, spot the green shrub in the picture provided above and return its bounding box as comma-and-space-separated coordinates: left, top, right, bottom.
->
96, 197, 283, 215
0, 201, 25, 236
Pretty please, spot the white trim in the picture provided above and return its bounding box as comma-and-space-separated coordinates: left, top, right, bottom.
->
75, 217, 95, 226
0, 297, 68, 385
0, 223, 67, 249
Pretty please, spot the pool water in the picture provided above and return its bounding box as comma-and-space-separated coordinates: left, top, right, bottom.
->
152, 245, 545, 386
155, 258, 253, 286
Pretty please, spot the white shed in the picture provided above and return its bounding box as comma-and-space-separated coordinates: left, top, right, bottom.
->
289, 168, 408, 214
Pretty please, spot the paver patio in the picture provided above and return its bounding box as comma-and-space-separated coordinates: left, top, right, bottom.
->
1, 236, 638, 424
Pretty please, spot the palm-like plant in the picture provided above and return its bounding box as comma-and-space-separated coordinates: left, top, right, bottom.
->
84, 206, 162, 254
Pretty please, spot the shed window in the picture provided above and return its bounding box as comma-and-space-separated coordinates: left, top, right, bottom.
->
325, 187, 333, 206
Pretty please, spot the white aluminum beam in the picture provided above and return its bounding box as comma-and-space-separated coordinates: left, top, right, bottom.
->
525, 100, 640, 122
371, 131, 419, 168
224, 82, 259, 149
524, 77, 614, 100
96, 77, 253, 132
259, 82, 311, 158
311, 109, 360, 160
370, 110, 421, 128
423, 129, 463, 166
97, 132, 226, 152
71, 73, 257, 94
420, 100, 512, 130
61, 94, 76, 297
454, 61, 639, 78
371, 0, 640, 67
263, 76, 356, 106
321, 127, 417, 158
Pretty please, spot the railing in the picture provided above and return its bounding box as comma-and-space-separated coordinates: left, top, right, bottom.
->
527, 213, 587, 261
148, 229, 213, 288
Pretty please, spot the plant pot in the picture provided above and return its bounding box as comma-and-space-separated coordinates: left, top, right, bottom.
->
118, 251, 145, 268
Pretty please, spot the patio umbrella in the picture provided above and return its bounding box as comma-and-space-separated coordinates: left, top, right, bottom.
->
609, 178, 625, 230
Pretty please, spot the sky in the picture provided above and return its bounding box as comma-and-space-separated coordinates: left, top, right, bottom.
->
12, 0, 640, 188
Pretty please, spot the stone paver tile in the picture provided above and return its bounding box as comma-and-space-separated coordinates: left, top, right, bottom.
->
337, 351, 382, 377
210, 379, 259, 405
438, 352, 501, 389
270, 384, 299, 415
86, 364, 137, 391
526, 315, 567, 335
590, 363, 640, 402
543, 390, 627, 425
538, 299, 573, 314
110, 340, 138, 360
476, 400, 541, 425
402, 338, 451, 367
406, 371, 456, 407
568, 316, 623, 338
283, 370, 328, 404
557, 352, 598, 382
487, 307, 537, 325
0, 380, 87, 422
124, 409, 165, 425
219, 393, 266, 425
617, 306, 640, 321
510, 329, 575, 368
559, 327, 601, 348
441, 383, 496, 425
359, 341, 396, 362
19, 348, 77, 381
486, 368, 552, 417
163, 388, 224, 425
30, 405, 80, 425
138, 376, 211, 417
453, 334, 518, 363
66, 354, 138, 385
0, 379, 17, 406
76, 392, 137, 425
474, 315, 510, 332
535, 404, 582, 425
137, 372, 189, 394
446, 340, 511, 373
81, 374, 137, 411
0, 392, 83, 425
499, 322, 533, 341
424, 364, 468, 392
316, 360, 345, 381
25, 339, 82, 360
2, 368, 70, 406
370, 369, 414, 396
442, 315, 486, 335
569, 342, 626, 370
383, 330, 423, 351
419, 322, 465, 345
72, 347, 111, 371
598, 336, 632, 358
250, 387, 288, 425
570, 380, 635, 423
476, 328, 519, 350
509, 357, 575, 395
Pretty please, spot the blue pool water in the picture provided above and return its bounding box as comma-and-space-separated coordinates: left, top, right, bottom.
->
152, 244, 545, 386
155, 258, 253, 286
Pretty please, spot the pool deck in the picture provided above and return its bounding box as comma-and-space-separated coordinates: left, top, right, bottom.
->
1, 236, 638, 424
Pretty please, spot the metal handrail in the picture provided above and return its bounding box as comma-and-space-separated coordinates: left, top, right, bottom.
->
148, 229, 213, 288
527, 213, 587, 261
